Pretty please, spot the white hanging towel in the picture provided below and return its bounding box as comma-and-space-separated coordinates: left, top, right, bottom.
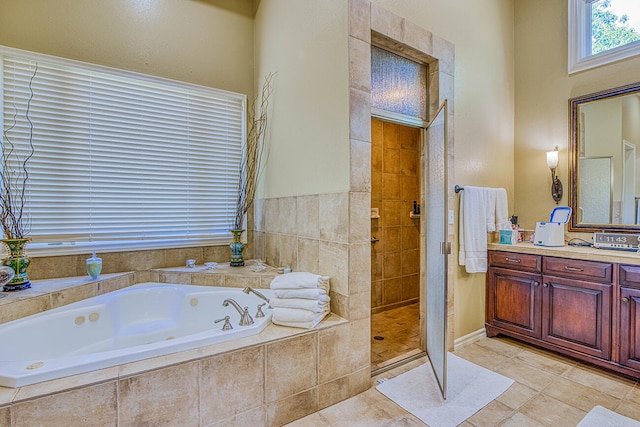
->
459, 186, 489, 273
491, 188, 511, 231
458, 186, 510, 273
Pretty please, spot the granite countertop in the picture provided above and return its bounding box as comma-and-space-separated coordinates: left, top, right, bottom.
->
487, 242, 640, 265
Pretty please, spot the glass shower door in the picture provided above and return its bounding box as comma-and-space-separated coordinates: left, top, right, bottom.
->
424, 100, 449, 399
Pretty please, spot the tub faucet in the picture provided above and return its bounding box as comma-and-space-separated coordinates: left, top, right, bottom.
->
243, 287, 270, 304
222, 298, 254, 326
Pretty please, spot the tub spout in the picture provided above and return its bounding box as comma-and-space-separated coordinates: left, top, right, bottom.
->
222, 298, 254, 326
243, 287, 270, 304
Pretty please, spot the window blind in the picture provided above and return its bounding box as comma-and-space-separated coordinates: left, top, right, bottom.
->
1, 47, 245, 252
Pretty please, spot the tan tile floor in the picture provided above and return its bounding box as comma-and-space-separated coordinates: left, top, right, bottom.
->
371, 303, 421, 371
287, 335, 640, 426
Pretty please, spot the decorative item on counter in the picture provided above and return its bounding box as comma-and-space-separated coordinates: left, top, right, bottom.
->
2, 238, 32, 291
230, 73, 275, 267
86, 252, 102, 280
229, 229, 245, 267
250, 259, 266, 272
186, 259, 196, 268
204, 262, 218, 269
0, 66, 38, 292
0, 266, 15, 291
283, 266, 291, 274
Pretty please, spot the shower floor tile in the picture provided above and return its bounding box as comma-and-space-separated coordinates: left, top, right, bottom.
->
371, 303, 420, 371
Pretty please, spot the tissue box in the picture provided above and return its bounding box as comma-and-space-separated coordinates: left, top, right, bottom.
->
499, 229, 518, 245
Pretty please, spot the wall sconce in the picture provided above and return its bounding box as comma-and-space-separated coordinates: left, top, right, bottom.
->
546, 146, 562, 204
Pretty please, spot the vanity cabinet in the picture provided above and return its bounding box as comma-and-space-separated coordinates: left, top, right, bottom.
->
486, 252, 541, 339
486, 250, 640, 378
487, 252, 612, 359
541, 257, 612, 360
619, 265, 640, 371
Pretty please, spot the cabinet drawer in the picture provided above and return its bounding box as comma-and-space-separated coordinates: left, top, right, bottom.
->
619, 265, 640, 289
543, 257, 612, 283
489, 251, 541, 273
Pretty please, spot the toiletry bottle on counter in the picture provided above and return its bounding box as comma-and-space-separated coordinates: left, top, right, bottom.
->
86, 252, 102, 280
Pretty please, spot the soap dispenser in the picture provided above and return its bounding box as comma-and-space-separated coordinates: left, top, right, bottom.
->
86, 251, 102, 280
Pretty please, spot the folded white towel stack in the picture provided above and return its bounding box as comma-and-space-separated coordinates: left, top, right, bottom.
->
270, 272, 331, 328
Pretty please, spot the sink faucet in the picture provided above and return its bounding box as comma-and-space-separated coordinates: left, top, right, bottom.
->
243, 287, 270, 305
222, 298, 254, 326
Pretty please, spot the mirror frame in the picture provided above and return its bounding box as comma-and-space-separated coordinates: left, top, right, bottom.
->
569, 81, 640, 233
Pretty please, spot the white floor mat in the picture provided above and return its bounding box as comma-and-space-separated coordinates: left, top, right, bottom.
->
577, 406, 640, 427
376, 352, 514, 427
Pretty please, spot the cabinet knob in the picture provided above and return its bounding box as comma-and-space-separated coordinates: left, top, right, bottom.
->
542, 283, 548, 288
622, 297, 630, 303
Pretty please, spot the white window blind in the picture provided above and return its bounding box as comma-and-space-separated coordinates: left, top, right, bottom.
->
1, 47, 245, 254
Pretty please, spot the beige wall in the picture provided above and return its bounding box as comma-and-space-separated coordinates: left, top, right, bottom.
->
0, 0, 255, 97
514, 0, 640, 232
253, 0, 350, 198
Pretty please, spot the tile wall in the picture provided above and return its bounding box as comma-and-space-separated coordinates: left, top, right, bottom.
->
371, 119, 421, 313
23, 244, 238, 281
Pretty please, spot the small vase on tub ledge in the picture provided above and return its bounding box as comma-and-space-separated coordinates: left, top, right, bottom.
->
86, 251, 102, 280
0, 65, 38, 291
229, 229, 245, 267
1, 238, 31, 291
230, 73, 275, 267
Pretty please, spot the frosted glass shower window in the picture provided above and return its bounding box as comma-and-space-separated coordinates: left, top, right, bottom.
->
371, 46, 427, 120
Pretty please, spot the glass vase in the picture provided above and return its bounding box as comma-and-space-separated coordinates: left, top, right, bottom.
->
230, 229, 245, 267
2, 238, 31, 291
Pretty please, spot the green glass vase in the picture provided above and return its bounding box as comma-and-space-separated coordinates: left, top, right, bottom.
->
2, 238, 31, 291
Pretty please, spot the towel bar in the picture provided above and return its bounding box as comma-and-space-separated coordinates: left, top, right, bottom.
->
455, 185, 464, 193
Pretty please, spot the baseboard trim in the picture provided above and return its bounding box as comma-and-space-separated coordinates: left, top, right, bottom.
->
454, 328, 486, 350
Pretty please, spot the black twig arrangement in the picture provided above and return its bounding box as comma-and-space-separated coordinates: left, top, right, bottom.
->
233, 72, 275, 230
1, 65, 37, 239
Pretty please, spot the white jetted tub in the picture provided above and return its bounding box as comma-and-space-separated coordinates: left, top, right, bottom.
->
0, 282, 273, 387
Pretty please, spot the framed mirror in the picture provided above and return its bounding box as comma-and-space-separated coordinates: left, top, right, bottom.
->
569, 82, 640, 233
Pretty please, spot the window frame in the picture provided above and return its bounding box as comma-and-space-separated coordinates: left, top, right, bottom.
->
0, 46, 247, 257
568, 0, 640, 74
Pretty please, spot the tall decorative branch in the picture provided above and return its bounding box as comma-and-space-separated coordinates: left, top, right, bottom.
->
233, 72, 275, 230
1, 65, 37, 239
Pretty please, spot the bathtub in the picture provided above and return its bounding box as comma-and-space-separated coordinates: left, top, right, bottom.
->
0, 282, 273, 388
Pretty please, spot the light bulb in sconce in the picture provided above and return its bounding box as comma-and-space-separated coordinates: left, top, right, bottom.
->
546, 146, 562, 204
546, 148, 559, 169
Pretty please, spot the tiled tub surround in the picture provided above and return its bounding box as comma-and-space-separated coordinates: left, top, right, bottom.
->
0, 283, 275, 388
0, 266, 369, 426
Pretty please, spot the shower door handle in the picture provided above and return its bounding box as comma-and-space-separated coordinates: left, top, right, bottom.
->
440, 241, 451, 255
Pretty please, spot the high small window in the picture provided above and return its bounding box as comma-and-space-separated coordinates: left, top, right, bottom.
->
1, 46, 245, 256
569, 0, 640, 73
371, 46, 427, 125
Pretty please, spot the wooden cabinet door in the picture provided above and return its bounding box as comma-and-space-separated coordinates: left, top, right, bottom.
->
542, 275, 612, 360
487, 267, 542, 338
620, 287, 640, 370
